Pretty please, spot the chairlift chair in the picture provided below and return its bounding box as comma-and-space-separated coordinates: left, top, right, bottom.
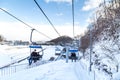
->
69, 48, 79, 60
55, 47, 61, 55
28, 29, 44, 65
28, 45, 43, 65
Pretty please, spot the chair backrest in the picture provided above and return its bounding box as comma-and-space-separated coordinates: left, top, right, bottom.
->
29, 45, 42, 48
69, 49, 78, 53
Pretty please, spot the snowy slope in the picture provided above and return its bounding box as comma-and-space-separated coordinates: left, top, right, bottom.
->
1, 60, 79, 80
0, 45, 120, 80
0, 45, 91, 80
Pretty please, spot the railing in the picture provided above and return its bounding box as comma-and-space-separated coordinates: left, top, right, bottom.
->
0, 60, 50, 77
0, 63, 27, 77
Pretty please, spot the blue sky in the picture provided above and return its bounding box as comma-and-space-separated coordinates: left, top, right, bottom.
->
0, 0, 104, 41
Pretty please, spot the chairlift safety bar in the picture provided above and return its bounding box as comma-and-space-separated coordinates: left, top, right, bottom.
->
29, 45, 42, 48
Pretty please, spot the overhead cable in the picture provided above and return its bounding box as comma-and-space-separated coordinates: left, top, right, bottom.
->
0, 8, 52, 39
0, 8, 33, 29
34, 0, 61, 37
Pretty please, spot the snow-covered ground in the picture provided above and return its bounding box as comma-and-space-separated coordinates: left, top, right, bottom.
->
0, 44, 119, 80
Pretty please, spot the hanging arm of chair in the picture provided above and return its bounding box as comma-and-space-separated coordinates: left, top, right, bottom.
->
30, 29, 35, 44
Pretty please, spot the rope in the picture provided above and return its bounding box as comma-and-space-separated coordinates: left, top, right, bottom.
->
0, 8, 52, 39
34, 0, 61, 37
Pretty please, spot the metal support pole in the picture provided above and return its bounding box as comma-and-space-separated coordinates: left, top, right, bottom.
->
72, 0, 75, 38
66, 47, 69, 63
94, 71, 95, 80
89, 25, 93, 72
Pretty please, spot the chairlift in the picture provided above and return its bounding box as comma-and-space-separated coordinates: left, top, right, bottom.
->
55, 47, 61, 55
28, 29, 44, 65
55, 46, 79, 60
29, 29, 43, 54
68, 47, 79, 60
29, 45, 43, 56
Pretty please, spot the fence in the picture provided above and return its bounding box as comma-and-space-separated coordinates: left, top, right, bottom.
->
0, 63, 27, 77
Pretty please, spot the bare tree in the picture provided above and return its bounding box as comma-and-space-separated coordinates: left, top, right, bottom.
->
0, 35, 4, 42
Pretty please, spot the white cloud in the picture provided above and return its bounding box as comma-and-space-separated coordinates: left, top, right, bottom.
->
45, 0, 72, 3
57, 23, 87, 37
0, 22, 31, 41
0, 22, 87, 41
86, 17, 94, 24
82, 0, 104, 11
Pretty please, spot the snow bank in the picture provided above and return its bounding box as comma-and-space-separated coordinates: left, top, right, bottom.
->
1, 60, 79, 80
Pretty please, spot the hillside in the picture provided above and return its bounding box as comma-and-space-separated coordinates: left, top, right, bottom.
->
80, 0, 120, 78
49, 35, 73, 45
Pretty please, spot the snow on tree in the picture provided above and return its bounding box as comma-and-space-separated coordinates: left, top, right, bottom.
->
80, 0, 120, 77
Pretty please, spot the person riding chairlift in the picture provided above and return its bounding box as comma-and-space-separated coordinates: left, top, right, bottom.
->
28, 49, 40, 65
71, 52, 77, 62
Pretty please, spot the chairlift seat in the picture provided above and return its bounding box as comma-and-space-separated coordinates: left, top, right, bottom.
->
69, 49, 78, 60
